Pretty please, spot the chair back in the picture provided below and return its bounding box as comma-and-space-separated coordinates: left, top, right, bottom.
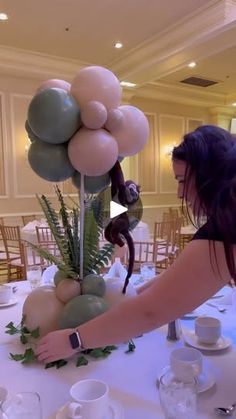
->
35, 226, 55, 243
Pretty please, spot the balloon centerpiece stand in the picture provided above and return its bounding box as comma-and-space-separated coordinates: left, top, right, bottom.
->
6, 65, 149, 367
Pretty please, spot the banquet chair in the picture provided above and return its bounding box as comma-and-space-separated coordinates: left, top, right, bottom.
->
133, 241, 169, 273
35, 226, 56, 243
0, 225, 27, 281
35, 226, 61, 261
153, 218, 182, 265
22, 214, 37, 226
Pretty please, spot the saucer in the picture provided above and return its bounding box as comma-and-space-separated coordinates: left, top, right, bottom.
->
157, 361, 215, 393
56, 399, 124, 419
0, 297, 18, 308
196, 360, 216, 393
183, 330, 231, 351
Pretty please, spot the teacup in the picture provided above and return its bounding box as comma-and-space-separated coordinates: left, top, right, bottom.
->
65, 379, 109, 419
170, 347, 203, 382
195, 316, 221, 345
0, 284, 12, 304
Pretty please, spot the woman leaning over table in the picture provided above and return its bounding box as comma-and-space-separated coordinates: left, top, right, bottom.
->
36, 124, 236, 363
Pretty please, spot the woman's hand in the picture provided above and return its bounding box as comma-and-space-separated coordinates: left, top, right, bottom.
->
35, 328, 78, 363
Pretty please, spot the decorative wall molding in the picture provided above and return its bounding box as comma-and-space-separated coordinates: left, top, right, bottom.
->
137, 113, 158, 195
109, 0, 236, 84
0, 92, 9, 198
186, 118, 204, 132
10, 93, 55, 198
0, 46, 87, 81
158, 114, 185, 194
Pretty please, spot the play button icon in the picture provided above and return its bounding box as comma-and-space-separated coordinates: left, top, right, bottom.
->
110, 200, 128, 218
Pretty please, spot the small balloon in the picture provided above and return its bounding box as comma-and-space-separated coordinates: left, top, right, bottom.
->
110, 105, 149, 156
105, 109, 124, 132
28, 88, 82, 144
68, 128, 118, 176
72, 171, 110, 193
28, 139, 75, 182
71, 66, 122, 110
36, 79, 71, 93
81, 101, 107, 130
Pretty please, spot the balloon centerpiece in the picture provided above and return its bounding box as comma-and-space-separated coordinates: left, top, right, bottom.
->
12, 66, 149, 365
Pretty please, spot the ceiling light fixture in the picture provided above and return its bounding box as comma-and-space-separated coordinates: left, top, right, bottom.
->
0, 13, 8, 20
114, 42, 123, 49
120, 81, 137, 88
188, 61, 196, 68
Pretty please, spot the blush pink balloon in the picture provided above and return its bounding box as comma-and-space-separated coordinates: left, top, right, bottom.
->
68, 128, 118, 176
110, 105, 149, 156
81, 101, 107, 130
36, 79, 71, 93
70, 66, 122, 110
105, 109, 124, 132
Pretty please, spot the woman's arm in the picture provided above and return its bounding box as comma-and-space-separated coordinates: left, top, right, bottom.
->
36, 240, 230, 362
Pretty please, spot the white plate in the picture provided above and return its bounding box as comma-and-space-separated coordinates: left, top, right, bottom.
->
0, 297, 18, 308
183, 330, 231, 351
56, 399, 124, 419
181, 307, 206, 320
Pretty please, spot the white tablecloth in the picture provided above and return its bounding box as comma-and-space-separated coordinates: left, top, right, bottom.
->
1, 282, 236, 418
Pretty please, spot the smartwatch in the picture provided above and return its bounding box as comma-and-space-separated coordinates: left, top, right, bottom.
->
69, 330, 83, 350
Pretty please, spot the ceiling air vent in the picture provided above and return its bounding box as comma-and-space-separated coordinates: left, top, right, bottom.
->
180, 76, 218, 87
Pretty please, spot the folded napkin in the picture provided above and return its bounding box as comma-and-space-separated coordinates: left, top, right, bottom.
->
21, 220, 41, 231
105, 258, 127, 281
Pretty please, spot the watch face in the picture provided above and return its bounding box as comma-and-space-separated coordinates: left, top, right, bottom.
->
69, 332, 80, 349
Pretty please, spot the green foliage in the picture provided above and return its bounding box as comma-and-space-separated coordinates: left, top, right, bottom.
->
6, 318, 40, 364
27, 186, 113, 280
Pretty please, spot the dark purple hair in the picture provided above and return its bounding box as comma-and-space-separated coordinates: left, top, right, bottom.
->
172, 124, 236, 281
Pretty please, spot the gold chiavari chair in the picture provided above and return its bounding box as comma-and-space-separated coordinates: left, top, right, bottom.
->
133, 240, 169, 273
153, 219, 181, 267
35, 226, 61, 265
0, 225, 27, 281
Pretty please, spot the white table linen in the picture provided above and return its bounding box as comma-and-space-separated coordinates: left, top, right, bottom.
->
0, 282, 236, 418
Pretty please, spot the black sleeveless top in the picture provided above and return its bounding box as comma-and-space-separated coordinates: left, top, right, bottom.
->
192, 220, 223, 242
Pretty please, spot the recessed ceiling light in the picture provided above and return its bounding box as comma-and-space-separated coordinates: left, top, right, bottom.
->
114, 42, 123, 49
188, 61, 196, 68
232, 102, 236, 107
0, 13, 8, 20
120, 81, 137, 88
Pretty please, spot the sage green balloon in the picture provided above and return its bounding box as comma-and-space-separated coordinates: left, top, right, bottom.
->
72, 171, 110, 193
25, 120, 39, 142
28, 88, 81, 144
59, 294, 109, 329
82, 274, 106, 297
28, 139, 75, 182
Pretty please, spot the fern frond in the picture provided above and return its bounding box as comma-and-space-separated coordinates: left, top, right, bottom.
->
92, 243, 114, 274
26, 241, 78, 279
36, 194, 71, 267
54, 186, 76, 266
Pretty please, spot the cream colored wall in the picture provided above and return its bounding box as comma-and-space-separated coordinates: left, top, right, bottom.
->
0, 72, 211, 233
